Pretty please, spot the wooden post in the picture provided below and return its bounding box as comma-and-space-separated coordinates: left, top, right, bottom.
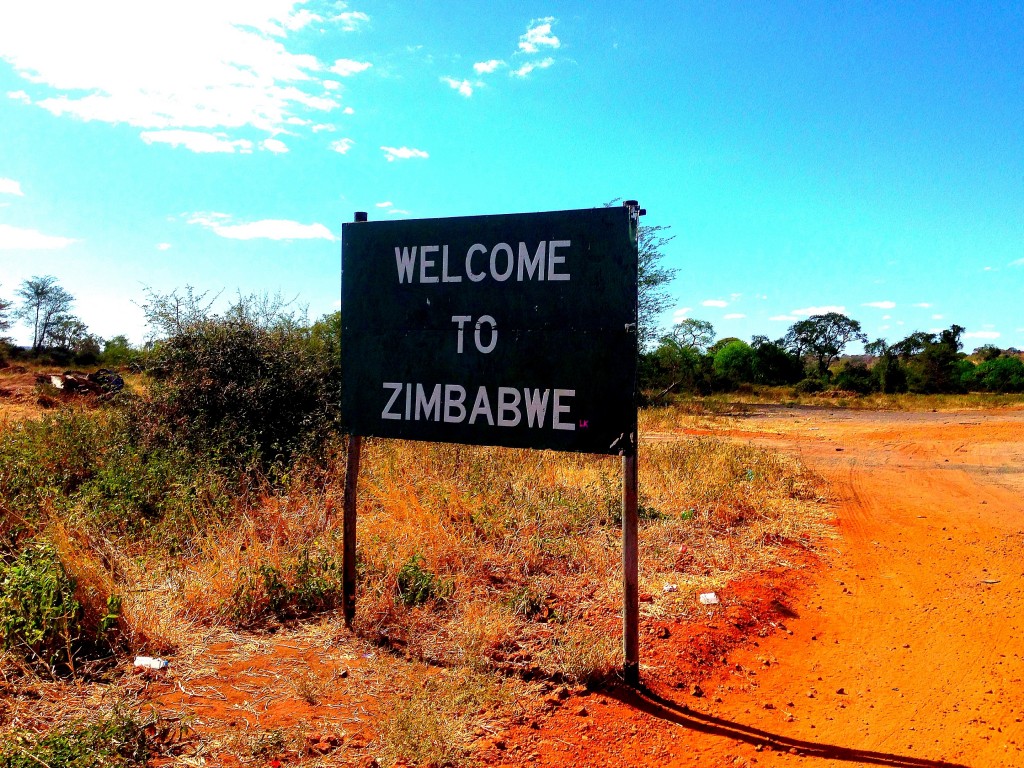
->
622, 446, 639, 686
343, 433, 361, 627
343, 211, 367, 629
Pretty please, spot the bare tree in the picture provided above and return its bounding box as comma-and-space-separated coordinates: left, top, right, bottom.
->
0, 284, 12, 338
15, 275, 75, 353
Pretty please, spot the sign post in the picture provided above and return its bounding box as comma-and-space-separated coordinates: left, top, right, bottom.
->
341, 203, 642, 680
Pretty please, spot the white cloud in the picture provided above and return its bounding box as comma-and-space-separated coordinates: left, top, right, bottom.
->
442, 77, 475, 97
882, 315, 891, 320
1011, 258, 1024, 267
770, 314, 799, 322
519, 17, 560, 53
964, 331, 1001, 340
913, 302, 932, 308
157, 242, 171, 251
7, 90, 30, 103
330, 58, 372, 77
863, 301, 896, 309
375, 201, 393, 208
0, 223, 76, 250
474, 59, 504, 74
723, 313, 746, 320
932, 314, 944, 320
330, 138, 355, 154
0, 3, 366, 146
141, 130, 253, 153
0, 178, 24, 196
322, 80, 341, 91
188, 212, 335, 241
312, 123, 336, 133
343, 107, 355, 115
511, 57, 554, 78
983, 266, 995, 272
702, 299, 727, 308
332, 9, 369, 32
381, 145, 428, 162
261, 137, 288, 153
791, 305, 845, 317
672, 307, 692, 321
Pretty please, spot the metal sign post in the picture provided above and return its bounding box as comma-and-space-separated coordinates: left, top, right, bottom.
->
340, 203, 642, 683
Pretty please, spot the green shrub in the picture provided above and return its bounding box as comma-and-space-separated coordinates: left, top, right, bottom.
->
0, 411, 108, 524
137, 291, 341, 469
0, 542, 83, 671
0, 708, 150, 767
397, 554, 442, 607
229, 548, 344, 626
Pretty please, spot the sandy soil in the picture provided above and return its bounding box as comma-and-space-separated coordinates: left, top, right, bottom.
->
509, 406, 1024, 767
138, 404, 1024, 767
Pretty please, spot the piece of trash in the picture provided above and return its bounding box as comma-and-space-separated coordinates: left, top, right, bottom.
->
699, 592, 720, 605
133, 656, 169, 670
663, 583, 679, 593
982, 579, 1000, 584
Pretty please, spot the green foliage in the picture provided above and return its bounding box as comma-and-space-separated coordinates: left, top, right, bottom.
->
636, 224, 679, 350
396, 554, 443, 607
713, 340, 755, 388
972, 356, 1024, 393
138, 290, 341, 468
751, 336, 804, 385
904, 325, 966, 394
0, 708, 150, 768
0, 409, 230, 545
229, 548, 344, 625
0, 542, 81, 670
833, 362, 875, 394
0, 410, 108, 524
99, 335, 137, 366
785, 313, 867, 376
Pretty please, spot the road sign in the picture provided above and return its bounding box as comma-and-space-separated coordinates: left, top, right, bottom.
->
341, 206, 638, 454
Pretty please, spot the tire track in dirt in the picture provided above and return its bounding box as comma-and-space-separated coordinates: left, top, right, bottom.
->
677, 408, 1024, 766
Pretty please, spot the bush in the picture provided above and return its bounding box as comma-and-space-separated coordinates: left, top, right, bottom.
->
228, 547, 344, 626
793, 377, 825, 395
0, 541, 118, 672
833, 362, 875, 394
0, 708, 150, 767
138, 292, 341, 468
972, 356, 1024, 392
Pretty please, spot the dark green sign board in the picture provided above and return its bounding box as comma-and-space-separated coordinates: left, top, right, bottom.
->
341, 206, 638, 454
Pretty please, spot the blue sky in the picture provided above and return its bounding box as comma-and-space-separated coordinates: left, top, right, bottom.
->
0, 1, 1021, 350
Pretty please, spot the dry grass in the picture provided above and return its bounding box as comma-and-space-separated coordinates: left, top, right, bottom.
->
75, 427, 830, 691
682, 386, 1024, 412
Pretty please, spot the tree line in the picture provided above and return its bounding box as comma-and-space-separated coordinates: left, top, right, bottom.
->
3, 272, 1022, 396
641, 313, 1024, 396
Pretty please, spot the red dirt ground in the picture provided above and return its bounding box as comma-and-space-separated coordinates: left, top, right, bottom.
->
146, 405, 1024, 767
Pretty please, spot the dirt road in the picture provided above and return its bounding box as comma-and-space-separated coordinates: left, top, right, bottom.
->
521, 406, 1024, 767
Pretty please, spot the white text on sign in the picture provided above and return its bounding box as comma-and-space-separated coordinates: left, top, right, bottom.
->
394, 241, 571, 284
381, 382, 575, 431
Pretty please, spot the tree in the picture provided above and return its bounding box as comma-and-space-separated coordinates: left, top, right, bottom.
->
908, 324, 967, 393
973, 356, 1024, 393
664, 318, 715, 352
0, 284, 11, 338
713, 340, 755, 387
864, 338, 906, 393
636, 224, 678, 350
15, 275, 74, 353
750, 336, 804, 385
973, 344, 1002, 362
784, 313, 867, 377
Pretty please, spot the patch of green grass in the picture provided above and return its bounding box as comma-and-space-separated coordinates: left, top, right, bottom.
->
0, 709, 150, 768
396, 554, 448, 608
0, 542, 82, 672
